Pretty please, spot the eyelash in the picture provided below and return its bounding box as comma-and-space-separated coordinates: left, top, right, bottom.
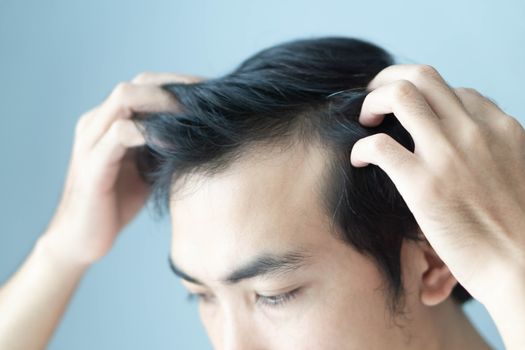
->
185, 288, 301, 308
257, 288, 301, 308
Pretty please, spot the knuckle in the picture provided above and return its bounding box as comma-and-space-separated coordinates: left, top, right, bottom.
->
108, 82, 134, 114
393, 79, 417, 100
108, 119, 128, 138
413, 64, 441, 82
499, 114, 524, 132
484, 95, 501, 109
132, 71, 154, 84
75, 113, 90, 135
111, 81, 133, 100
454, 88, 498, 117
369, 132, 393, 153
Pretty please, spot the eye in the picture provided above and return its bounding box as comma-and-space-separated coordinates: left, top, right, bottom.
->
186, 291, 215, 304
185, 288, 302, 308
256, 287, 301, 308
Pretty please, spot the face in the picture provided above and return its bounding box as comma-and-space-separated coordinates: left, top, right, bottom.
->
169, 141, 435, 350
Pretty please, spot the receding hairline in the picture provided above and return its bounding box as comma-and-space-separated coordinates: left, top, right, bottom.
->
167, 115, 337, 205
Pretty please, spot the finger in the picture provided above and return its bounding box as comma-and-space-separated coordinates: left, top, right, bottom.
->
73, 107, 97, 151
90, 119, 146, 192
350, 132, 422, 196
75, 72, 199, 150
359, 79, 447, 151
367, 64, 467, 123
83, 82, 179, 150
131, 71, 204, 85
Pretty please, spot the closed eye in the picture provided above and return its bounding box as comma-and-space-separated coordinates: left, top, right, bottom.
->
186, 291, 214, 303
256, 287, 301, 308
185, 287, 302, 309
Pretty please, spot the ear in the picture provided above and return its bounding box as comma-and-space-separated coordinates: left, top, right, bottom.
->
418, 237, 458, 306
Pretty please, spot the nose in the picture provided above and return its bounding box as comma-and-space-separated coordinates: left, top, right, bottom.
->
219, 309, 263, 350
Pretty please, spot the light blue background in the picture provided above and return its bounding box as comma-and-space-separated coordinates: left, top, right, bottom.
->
1, 1, 523, 349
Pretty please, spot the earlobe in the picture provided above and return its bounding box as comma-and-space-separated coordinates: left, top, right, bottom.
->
418, 240, 458, 306
420, 266, 458, 306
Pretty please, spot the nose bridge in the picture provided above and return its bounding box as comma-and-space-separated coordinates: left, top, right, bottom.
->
220, 303, 262, 350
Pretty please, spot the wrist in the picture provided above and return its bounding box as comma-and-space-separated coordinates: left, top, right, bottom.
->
481, 268, 525, 350
470, 246, 525, 305
35, 233, 94, 274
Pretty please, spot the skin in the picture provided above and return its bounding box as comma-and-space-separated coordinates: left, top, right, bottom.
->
168, 140, 491, 349
0, 66, 523, 350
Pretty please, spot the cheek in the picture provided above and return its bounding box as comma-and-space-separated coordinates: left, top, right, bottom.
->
195, 281, 400, 349
269, 283, 392, 349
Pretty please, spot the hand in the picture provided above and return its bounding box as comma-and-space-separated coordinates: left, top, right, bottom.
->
40, 72, 204, 265
350, 64, 525, 306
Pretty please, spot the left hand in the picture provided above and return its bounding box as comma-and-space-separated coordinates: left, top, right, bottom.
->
42, 71, 204, 265
350, 64, 525, 306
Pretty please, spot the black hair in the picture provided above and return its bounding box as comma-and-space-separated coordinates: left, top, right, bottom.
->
131, 36, 472, 315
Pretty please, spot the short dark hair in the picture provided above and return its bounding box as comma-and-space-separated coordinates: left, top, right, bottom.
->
132, 36, 472, 314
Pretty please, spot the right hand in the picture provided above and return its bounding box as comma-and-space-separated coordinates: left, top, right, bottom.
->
39, 72, 204, 266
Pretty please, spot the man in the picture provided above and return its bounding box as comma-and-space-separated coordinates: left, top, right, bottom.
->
0, 37, 523, 349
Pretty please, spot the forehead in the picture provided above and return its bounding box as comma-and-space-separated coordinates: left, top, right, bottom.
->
168, 141, 336, 280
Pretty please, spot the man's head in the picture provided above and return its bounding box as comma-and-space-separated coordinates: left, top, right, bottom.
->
134, 37, 471, 349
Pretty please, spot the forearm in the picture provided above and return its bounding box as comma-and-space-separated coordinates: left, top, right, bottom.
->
0, 234, 90, 350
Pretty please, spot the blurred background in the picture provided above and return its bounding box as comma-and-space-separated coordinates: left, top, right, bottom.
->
1, 0, 523, 349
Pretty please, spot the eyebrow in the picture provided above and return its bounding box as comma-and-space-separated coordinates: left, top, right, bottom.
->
168, 248, 312, 286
